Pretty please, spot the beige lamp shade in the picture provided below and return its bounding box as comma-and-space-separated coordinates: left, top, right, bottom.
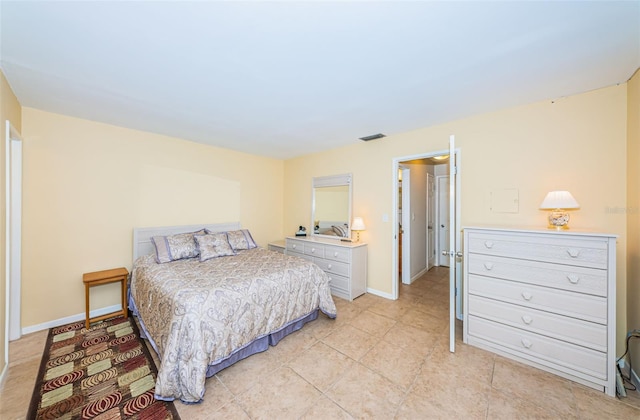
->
351, 217, 366, 231
539, 191, 580, 210
539, 191, 580, 230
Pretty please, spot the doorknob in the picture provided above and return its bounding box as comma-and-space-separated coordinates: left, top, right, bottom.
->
441, 224, 445, 228
442, 250, 464, 258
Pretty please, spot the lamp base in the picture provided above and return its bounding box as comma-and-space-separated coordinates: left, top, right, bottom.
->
548, 211, 570, 230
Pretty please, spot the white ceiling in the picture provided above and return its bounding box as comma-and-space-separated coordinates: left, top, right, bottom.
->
1, 1, 639, 159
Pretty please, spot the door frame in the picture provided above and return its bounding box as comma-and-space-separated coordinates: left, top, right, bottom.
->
392, 148, 460, 300
400, 166, 411, 284
5, 120, 23, 367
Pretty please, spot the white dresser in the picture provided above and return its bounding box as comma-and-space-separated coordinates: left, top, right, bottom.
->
463, 227, 617, 396
285, 236, 367, 301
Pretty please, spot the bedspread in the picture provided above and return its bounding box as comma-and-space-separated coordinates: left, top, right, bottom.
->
130, 248, 337, 403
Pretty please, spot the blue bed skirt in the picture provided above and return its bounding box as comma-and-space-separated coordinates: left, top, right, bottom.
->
129, 295, 320, 379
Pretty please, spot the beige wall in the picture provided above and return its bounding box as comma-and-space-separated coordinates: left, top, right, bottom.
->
20, 108, 284, 327
0, 70, 22, 377
627, 69, 640, 371
284, 84, 629, 354
8, 71, 638, 367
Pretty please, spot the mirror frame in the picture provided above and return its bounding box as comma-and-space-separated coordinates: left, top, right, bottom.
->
311, 173, 352, 240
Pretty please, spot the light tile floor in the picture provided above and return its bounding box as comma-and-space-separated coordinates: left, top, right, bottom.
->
2, 266, 640, 419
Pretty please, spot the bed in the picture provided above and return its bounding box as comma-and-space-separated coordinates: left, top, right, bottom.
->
128, 222, 337, 403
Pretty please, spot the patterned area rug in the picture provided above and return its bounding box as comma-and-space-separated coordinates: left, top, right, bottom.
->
27, 316, 180, 419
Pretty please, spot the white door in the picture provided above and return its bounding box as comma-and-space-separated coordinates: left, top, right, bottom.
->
400, 167, 411, 284
427, 173, 435, 269
447, 135, 461, 353
437, 175, 450, 267
5, 121, 23, 346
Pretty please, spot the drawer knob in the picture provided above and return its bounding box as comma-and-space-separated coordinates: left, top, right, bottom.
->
567, 274, 580, 284
327, 264, 332, 269
311, 248, 316, 253
567, 248, 580, 258
334, 252, 338, 257
521, 338, 533, 349
521, 292, 533, 301
521, 315, 533, 325
484, 241, 494, 249
292, 244, 297, 249
483, 262, 494, 270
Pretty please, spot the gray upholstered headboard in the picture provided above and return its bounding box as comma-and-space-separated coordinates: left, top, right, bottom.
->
132, 222, 241, 261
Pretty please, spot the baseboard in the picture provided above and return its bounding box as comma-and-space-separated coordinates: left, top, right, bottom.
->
409, 268, 429, 284
366, 287, 394, 300
21, 304, 124, 335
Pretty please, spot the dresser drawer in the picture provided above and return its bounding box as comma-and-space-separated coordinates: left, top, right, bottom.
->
287, 240, 327, 258
286, 240, 305, 254
303, 243, 325, 258
468, 316, 607, 380
467, 232, 609, 269
467, 254, 607, 297
323, 245, 351, 263
468, 275, 607, 324
327, 273, 349, 291
314, 259, 350, 277
468, 295, 607, 351
328, 273, 350, 300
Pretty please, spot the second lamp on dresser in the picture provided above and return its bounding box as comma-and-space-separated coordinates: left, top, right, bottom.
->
285, 236, 367, 301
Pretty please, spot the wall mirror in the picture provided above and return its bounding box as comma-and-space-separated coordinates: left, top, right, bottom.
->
312, 173, 352, 239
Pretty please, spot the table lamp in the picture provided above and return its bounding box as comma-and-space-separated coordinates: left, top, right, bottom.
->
351, 217, 366, 242
539, 191, 580, 230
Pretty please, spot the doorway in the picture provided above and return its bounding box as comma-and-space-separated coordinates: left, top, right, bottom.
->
392, 138, 462, 353
394, 155, 450, 288
5, 120, 23, 370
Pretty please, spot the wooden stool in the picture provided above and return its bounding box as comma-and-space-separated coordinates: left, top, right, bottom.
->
83, 267, 129, 329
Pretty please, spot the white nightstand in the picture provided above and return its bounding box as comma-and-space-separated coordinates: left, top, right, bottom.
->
268, 240, 286, 254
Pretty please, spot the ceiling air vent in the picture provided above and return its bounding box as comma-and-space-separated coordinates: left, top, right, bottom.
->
359, 133, 386, 141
